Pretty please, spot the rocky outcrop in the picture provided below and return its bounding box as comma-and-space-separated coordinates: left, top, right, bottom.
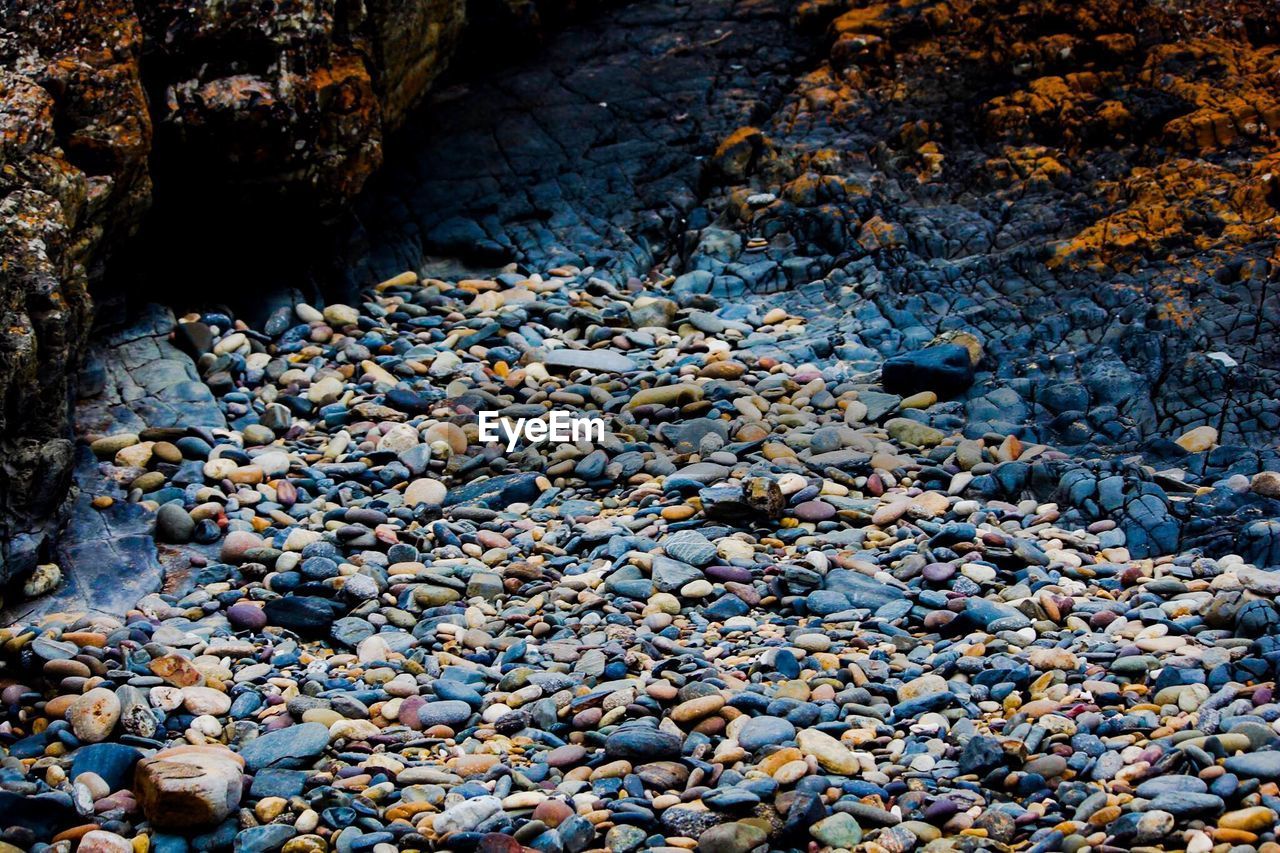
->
348, 0, 1280, 459
134, 0, 606, 213
0, 0, 152, 585
706, 0, 1280, 455
341, 0, 1280, 559
136, 0, 467, 210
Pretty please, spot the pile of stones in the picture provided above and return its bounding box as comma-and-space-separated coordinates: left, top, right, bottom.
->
3, 267, 1280, 853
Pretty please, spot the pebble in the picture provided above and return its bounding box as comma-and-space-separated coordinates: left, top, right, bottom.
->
68, 688, 120, 743
155, 504, 195, 543
238, 723, 329, 771
811, 813, 862, 848
697, 822, 767, 853
1175, 425, 1219, 452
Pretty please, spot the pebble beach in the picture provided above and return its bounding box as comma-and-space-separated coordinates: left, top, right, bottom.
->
4, 265, 1280, 853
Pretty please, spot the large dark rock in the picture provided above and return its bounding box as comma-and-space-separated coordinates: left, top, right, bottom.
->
70, 743, 144, 791
0, 791, 80, 836
958, 735, 1006, 776
604, 726, 683, 760
239, 723, 330, 772
881, 345, 975, 399
823, 570, 902, 611
444, 472, 542, 509
263, 596, 344, 637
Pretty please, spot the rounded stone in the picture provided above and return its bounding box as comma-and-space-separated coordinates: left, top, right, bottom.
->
68, 688, 121, 743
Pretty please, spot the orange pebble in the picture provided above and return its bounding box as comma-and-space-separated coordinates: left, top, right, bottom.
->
52, 825, 98, 844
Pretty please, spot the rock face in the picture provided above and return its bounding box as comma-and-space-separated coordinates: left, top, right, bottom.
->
349, 0, 1280, 460
341, 0, 1280, 559
136, 0, 468, 209
0, 0, 152, 585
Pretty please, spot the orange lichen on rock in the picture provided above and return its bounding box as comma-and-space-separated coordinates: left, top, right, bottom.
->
985, 146, 1071, 191
1141, 38, 1280, 151
857, 215, 907, 251
829, 3, 896, 38
712, 127, 775, 182
984, 72, 1133, 146
1050, 158, 1279, 271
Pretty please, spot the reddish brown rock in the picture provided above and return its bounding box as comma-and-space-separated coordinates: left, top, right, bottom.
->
149, 653, 203, 687
134, 745, 245, 830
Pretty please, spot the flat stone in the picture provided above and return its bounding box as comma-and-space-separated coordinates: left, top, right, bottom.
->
544, 349, 637, 373
605, 727, 683, 760
238, 723, 329, 771
737, 716, 795, 751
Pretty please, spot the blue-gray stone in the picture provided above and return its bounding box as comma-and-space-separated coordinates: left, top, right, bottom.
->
881, 344, 974, 398
263, 596, 341, 637
824, 570, 899, 610
651, 555, 704, 593
605, 727, 682, 759
0, 791, 78, 836
250, 769, 310, 799
662, 530, 717, 567
418, 700, 474, 728
1224, 752, 1280, 778
443, 472, 541, 509
559, 815, 596, 853
702, 787, 761, 810
234, 824, 298, 853
963, 597, 1031, 630
807, 590, 853, 615
434, 681, 485, 707
70, 743, 142, 791
152, 835, 192, 853
544, 349, 637, 374
892, 692, 955, 719
239, 722, 330, 771
1135, 776, 1207, 798
1147, 792, 1224, 817
331, 617, 375, 648
737, 716, 796, 751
